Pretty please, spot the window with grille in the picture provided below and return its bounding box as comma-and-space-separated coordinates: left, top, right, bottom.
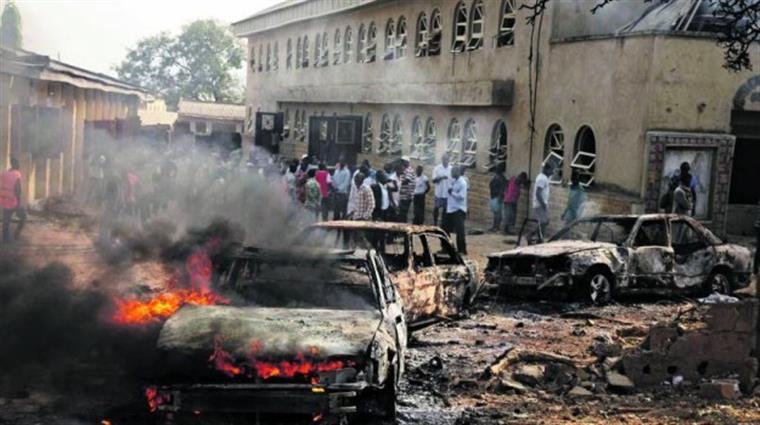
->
362, 113, 373, 153
452, 2, 468, 53
378, 114, 392, 155
390, 114, 403, 155
266, 44, 271, 71
429, 9, 442, 56
296, 38, 302, 69
497, 0, 517, 47
286, 39, 292, 69
461, 119, 477, 168
250, 45, 257, 72
344, 26, 353, 63
486, 120, 507, 170
416, 13, 428, 57
302, 35, 309, 67
543, 124, 564, 184
273, 42, 279, 71
384, 19, 396, 60
396, 17, 407, 58
467, 1, 484, 51
357, 24, 366, 63
334, 29, 342, 65
314, 34, 321, 68
411, 116, 436, 163
366, 22, 377, 62
446, 118, 462, 165
572, 126, 597, 187
258, 45, 263, 72
321, 31, 329, 67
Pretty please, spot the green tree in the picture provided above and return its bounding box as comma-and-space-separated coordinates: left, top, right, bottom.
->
116, 19, 244, 108
0, 0, 22, 49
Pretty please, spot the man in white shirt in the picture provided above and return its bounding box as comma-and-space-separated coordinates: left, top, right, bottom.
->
412, 165, 430, 225
432, 153, 452, 226
444, 166, 469, 255
531, 163, 553, 243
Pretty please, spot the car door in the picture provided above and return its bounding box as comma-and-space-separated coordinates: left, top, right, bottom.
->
394, 233, 440, 327
425, 232, 472, 316
670, 218, 716, 290
369, 252, 407, 377
628, 218, 674, 290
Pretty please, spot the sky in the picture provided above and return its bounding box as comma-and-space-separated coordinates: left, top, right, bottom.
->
6, 0, 282, 77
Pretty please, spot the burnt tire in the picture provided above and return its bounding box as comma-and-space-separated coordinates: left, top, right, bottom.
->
704, 269, 733, 295
378, 367, 397, 421
357, 367, 397, 423
584, 269, 614, 306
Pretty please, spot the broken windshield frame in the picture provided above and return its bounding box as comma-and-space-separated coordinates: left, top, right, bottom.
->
550, 217, 638, 246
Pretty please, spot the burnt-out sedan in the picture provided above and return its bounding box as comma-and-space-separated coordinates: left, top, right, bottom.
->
148, 248, 406, 423
301, 221, 480, 330
485, 214, 753, 304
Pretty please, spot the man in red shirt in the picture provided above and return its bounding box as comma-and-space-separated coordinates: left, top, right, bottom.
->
503, 172, 527, 235
315, 163, 332, 221
1, 158, 27, 243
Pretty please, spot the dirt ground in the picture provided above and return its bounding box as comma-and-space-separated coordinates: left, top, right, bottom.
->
1, 215, 758, 425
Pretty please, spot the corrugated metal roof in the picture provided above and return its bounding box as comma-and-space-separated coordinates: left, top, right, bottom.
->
177, 100, 246, 121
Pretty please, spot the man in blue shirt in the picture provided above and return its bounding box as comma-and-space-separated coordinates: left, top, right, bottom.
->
444, 166, 468, 255
331, 160, 351, 220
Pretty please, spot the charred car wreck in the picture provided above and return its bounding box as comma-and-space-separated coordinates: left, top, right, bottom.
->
301, 221, 480, 330
148, 248, 406, 423
485, 214, 753, 303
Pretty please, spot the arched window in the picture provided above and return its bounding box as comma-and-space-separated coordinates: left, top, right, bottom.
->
321, 31, 329, 66
357, 24, 366, 63
396, 16, 407, 58
416, 12, 429, 57
446, 118, 462, 165
362, 112, 373, 153
273, 41, 279, 71
286, 39, 292, 69
384, 18, 395, 60
543, 124, 565, 184
314, 33, 322, 67
344, 26, 353, 63
572, 126, 597, 186
302, 35, 309, 67
462, 119, 477, 167
367, 22, 377, 62
412, 116, 436, 163
452, 2, 468, 53
390, 114, 403, 155
497, 0, 517, 47
429, 9, 442, 56
296, 37, 302, 69
467, 1, 484, 50
258, 45, 263, 72
487, 120, 508, 171
411, 116, 423, 154
333, 29, 342, 65
378, 114, 392, 155
266, 44, 271, 71
249, 45, 256, 71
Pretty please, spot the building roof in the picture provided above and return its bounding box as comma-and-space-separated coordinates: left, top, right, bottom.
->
0, 46, 149, 98
138, 109, 178, 127
176, 100, 246, 122
232, 0, 381, 37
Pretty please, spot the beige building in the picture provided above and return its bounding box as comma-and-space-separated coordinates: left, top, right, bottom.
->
233, 0, 760, 235
0, 46, 148, 204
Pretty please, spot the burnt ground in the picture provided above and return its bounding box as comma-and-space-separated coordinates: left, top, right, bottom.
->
1, 217, 759, 425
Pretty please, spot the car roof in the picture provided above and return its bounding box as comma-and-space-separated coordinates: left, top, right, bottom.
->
231, 246, 372, 262
309, 220, 445, 234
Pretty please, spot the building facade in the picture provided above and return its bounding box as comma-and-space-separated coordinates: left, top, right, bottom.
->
233, 0, 760, 235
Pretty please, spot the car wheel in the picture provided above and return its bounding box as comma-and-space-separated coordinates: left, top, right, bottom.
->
586, 271, 613, 305
379, 366, 397, 420
705, 270, 732, 295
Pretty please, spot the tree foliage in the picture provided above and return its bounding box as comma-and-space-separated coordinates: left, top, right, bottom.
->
0, 0, 22, 49
116, 19, 244, 108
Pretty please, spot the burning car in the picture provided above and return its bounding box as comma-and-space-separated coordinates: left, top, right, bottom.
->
301, 221, 481, 330
147, 248, 406, 423
485, 214, 753, 304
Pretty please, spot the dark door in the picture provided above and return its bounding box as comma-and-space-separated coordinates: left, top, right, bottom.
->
254, 112, 284, 154
308, 115, 363, 166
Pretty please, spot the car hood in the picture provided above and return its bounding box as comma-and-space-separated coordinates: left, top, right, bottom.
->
488, 240, 618, 259
157, 305, 383, 358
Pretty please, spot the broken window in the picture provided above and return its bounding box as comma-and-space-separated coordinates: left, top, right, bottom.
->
296, 37, 302, 69
314, 33, 321, 68
486, 120, 508, 171
429, 9, 442, 56
384, 18, 396, 60
452, 2, 468, 53
286, 39, 292, 69
302, 35, 309, 68
467, 1, 484, 51
634, 219, 669, 247
258, 45, 263, 72
571, 125, 596, 187
390, 114, 403, 155
273, 41, 279, 71
497, 0, 516, 47
396, 16, 407, 58
344, 26, 353, 63
416, 12, 428, 57
543, 124, 564, 184
321, 31, 329, 67
446, 118, 462, 165
362, 112, 373, 153
357, 24, 366, 63
334, 29, 342, 65
462, 119, 477, 168
378, 114, 392, 155
366, 22, 377, 62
